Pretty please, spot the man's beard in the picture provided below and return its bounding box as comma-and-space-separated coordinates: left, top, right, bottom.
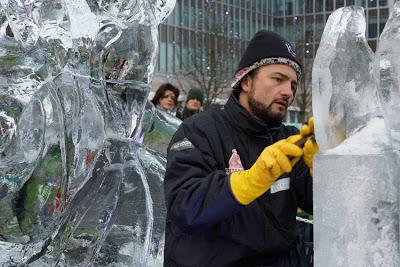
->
247, 86, 288, 123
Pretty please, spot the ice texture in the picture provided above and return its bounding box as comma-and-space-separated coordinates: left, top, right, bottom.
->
312, 6, 381, 152
314, 153, 399, 267
374, 1, 400, 149
0, 0, 176, 266
326, 117, 390, 155
313, 6, 400, 267
141, 105, 182, 155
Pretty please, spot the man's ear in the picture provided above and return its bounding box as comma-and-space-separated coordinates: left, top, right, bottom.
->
240, 75, 252, 93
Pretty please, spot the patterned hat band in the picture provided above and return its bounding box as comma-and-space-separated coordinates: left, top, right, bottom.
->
231, 57, 302, 88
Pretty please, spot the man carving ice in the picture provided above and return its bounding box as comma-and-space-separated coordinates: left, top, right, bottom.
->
164, 30, 318, 266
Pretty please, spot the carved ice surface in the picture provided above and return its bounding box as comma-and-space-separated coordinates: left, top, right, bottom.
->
140, 105, 182, 155
312, 6, 381, 152
325, 117, 389, 155
314, 152, 399, 267
0, 0, 176, 266
374, 1, 400, 149
313, 6, 399, 267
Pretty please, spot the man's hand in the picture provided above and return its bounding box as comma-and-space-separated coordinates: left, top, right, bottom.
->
230, 136, 303, 205
300, 117, 319, 175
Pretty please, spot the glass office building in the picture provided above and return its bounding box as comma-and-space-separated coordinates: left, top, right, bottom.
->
274, 0, 392, 57
157, 0, 392, 74
154, 0, 393, 123
156, 1, 273, 76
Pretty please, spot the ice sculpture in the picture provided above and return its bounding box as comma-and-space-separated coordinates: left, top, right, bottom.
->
0, 0, 176, 266
313, 6, 399, 266
374, 2, 400, 149
141, 104, 182, 155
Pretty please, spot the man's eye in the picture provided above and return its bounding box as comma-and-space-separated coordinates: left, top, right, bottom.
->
273, 77, 282, 82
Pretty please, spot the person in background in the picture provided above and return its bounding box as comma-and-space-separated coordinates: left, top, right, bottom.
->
176, 88, 204, 120
151, 83, 180, 113
163, 30, 318, 266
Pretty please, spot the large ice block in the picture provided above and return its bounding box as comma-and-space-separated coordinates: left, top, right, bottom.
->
314, 152, 399, 266
313, 6, 399, 267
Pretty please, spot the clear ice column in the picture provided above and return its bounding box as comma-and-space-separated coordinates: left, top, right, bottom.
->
374, 2, 400, 147
312, 6, 399, 267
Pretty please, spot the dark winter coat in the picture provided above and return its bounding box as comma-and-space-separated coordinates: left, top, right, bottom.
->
176, 106, 199, 121
164, 91, 313, 266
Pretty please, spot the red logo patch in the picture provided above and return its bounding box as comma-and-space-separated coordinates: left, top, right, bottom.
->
225, 149, 244, 175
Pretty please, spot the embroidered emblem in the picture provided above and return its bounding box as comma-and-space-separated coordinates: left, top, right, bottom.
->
270, 177, 291, 194
170, 138, 194, 151
234, 67, 249, 79
284, 41, 296, 57
225, 149, 244, 174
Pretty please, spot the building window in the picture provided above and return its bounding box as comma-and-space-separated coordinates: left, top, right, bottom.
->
368, 22, 378, 38
368, 0, 377, 8
285, 0, 293, 15
241, 10, 246, 38
368, 9, 378, 38
285, 16, 296, 42
294, 16, 304, 41
305, 0, 313, 13
305, 15, 314, 42
274, 0, 284, 16
336, 0, 345, 8
379, 0, 388, 6
315, 15, 324, 40
356, 0, 366, 6
190, 3, 196, 28
294, 1, 303, 15
274, 18, 284, 36
266, 0, 273, 15
252, 13, 258, 37
326, 0, 334, 11
182, 2, 189, 27
234, 8, 240, 36
159, 42, 167, 72
315, 1, 323, 12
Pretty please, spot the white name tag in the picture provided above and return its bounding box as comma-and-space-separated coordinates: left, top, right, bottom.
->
270, 177, 290, 194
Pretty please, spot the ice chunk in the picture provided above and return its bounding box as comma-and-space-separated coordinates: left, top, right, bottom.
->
326, 117, 390, 155
0, 0, 40, 48
314, 152, 399, 267
312, 6, 381, 151
374, 2, 400, 149
313, 6, 399, 267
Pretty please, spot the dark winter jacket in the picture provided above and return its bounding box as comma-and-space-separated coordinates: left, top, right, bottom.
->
164, 91, 313, 267
176, 106, 199, 121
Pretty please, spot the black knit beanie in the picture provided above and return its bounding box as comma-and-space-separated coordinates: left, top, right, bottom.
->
231, 30, 302, 88
186, 88, 204, 104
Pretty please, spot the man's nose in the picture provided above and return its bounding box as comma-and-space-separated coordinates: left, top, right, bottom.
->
281, 82, 294, 98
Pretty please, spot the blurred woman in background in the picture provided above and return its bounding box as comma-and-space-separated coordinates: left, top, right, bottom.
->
151, 83, 180, 113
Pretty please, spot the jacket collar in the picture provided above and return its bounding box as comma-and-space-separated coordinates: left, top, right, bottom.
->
224, 90, 283, 137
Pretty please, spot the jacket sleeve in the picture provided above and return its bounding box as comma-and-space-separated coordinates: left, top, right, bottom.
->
164, 122, 243, 234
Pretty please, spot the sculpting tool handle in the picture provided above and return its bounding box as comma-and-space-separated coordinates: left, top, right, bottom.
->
288, 134, 315, 160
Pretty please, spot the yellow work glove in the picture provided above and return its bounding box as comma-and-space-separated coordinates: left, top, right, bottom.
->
300, 117, 319, 175
230, 135, 303, 205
